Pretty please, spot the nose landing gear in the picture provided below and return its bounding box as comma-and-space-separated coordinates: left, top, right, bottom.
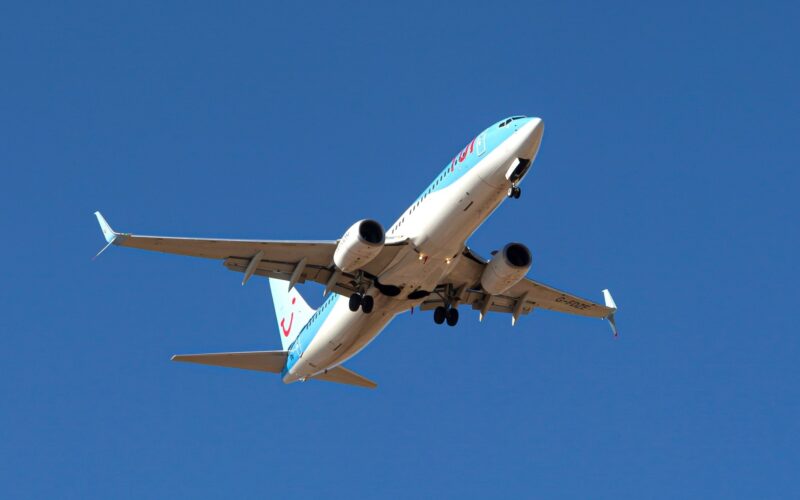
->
507, 185, 521, 199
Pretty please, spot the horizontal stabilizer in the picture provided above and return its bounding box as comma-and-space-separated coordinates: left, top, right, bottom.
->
171, 350, 288, 373
313, 365, 377, 389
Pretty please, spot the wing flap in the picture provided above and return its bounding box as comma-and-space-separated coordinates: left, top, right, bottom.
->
224, 257, 333, 285
420, 291, 528, 315
433, 247, 615, 321
224, 257, 359, 296
171, 350, 288, 373
504, 278, 613, 318
116, 233, 337, 262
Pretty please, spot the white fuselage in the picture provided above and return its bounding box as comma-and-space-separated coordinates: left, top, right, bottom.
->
283, 118, 544, 383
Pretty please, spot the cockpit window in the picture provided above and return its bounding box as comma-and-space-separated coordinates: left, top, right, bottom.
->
498, 116, 526, 128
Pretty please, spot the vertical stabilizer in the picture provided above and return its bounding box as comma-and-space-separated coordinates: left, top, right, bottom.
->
269, 278, 315, 350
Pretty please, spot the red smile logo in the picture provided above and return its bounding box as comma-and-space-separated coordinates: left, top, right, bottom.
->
280, 297, 296, 337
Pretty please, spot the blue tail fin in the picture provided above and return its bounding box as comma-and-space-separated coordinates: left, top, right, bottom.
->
268, 278, 315, 350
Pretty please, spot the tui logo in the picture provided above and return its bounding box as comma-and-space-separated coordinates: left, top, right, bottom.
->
280, 297, 296, 337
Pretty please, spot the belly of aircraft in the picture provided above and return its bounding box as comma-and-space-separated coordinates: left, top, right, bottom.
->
286, 138, 534, 382
286, 295, 405, 380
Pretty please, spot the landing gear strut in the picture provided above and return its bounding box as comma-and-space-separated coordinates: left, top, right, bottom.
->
507, 185, 521, 199
432, 284, 461, 326
349, 293, 374, 314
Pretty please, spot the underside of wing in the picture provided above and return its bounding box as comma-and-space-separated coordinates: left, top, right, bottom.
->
222, 240, 407, 294
94, 212, 408, 292
425, 246, 616, 324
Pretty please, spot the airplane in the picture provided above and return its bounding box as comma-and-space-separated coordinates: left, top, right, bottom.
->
94, 115, 617, 389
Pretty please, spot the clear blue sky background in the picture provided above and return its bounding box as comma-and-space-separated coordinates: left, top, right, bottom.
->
2, 1, 798, 498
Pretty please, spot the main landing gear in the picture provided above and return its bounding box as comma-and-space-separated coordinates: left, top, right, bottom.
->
433, 305, 459, 327
507, 185, 521, 199
349, 293, 374, 314
348, 271, 374, 314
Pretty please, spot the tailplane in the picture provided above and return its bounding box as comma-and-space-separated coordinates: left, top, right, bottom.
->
172, 351, 288, 372
171, 351, 377, 389
313, 365, 377, 389
269, 278, 314, 350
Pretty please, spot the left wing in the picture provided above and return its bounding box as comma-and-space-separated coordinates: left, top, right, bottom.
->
422, 247, 618, 334
93, 212, 405, 294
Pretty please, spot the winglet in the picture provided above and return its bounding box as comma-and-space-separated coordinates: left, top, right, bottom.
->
94, 211, 117, 243
93, 211, 119, 259
602, 289, 618, 337
602, 289, 617, 310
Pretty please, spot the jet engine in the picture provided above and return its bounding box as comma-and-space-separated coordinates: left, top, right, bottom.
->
333, 219, 385, 272
480, 243, 532, 295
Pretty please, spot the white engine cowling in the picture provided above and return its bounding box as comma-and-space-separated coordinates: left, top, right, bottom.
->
480, 243, 532, 295
333, 219, 385, 273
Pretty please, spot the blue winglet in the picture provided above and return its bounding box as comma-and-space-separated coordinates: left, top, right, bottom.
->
93, 211, 119, 259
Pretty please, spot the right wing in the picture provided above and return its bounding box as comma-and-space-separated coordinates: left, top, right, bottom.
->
424, 246, 618, 334
93, 212, 406, 294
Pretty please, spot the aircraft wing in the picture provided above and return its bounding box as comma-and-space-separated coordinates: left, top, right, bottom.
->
423, 247, 618, 333
93, 212, 406, 294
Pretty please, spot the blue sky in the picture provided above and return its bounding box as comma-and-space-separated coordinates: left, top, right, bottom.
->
2, 1, 798, 498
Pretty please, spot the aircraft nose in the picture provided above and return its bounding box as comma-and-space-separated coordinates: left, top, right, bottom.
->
519, 117, 544, 160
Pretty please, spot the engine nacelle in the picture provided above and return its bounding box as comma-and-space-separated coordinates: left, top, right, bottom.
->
480, 243, 532, 295
333, 219, 385, 273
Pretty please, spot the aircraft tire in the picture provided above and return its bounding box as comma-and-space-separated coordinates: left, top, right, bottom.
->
433, 306, 446, 324
446, 307, 459, 326
349, 293, 362, 312
361, 295, 374, 314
